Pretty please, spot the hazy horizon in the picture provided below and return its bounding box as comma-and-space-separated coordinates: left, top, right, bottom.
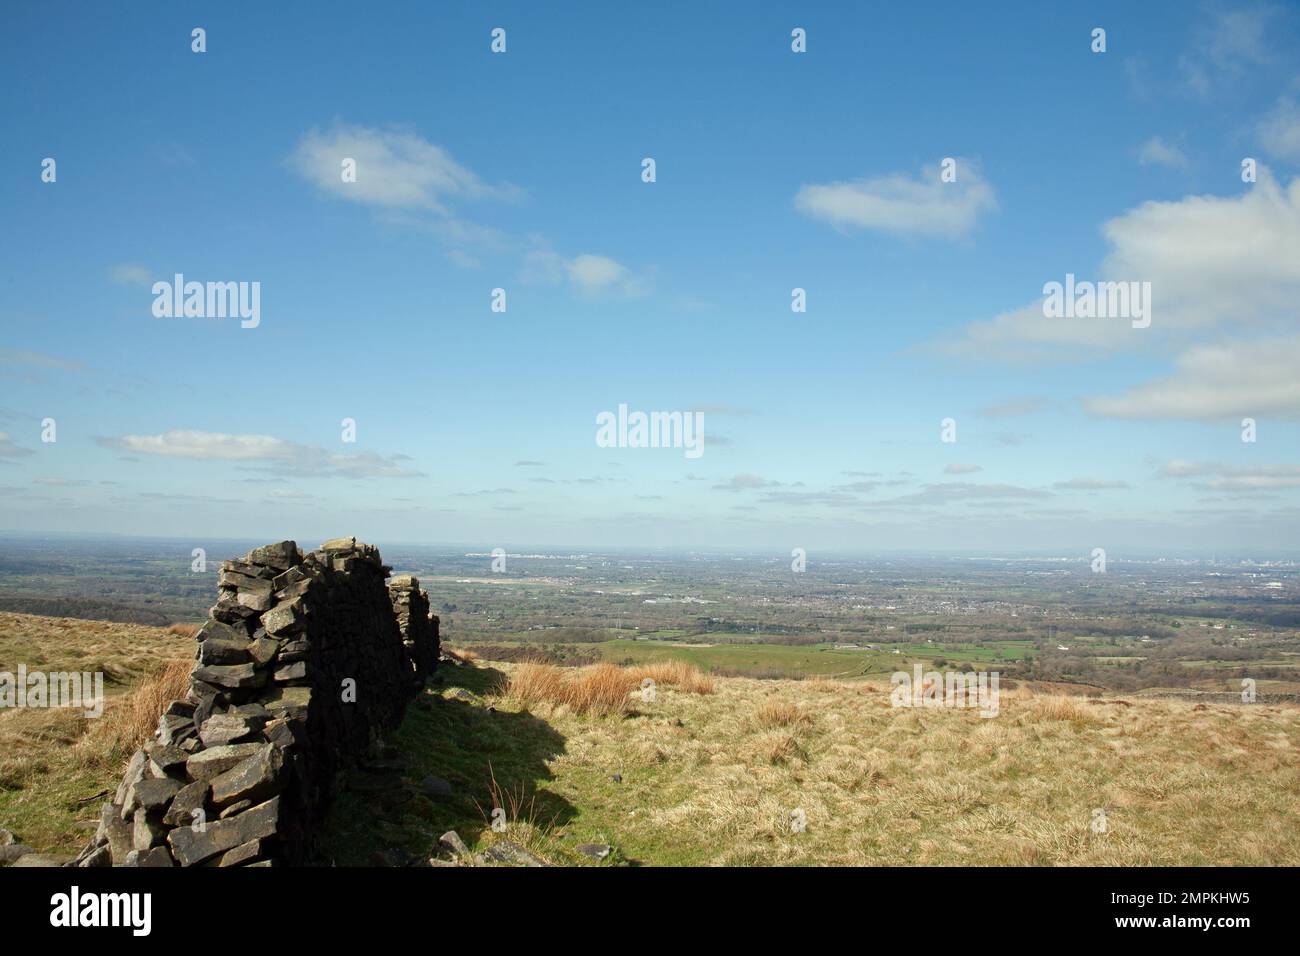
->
3, 529, 1299, 564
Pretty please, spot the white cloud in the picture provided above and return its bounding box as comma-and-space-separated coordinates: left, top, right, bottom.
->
1084, 334, 1300, 420
523, 247, 648, 299
94, 430, 421, 478
289, 123, 519, 212
567, 254, 643, 296
101, 431, 291, 461
943, 463, 983, 475
946, 172, 1300, 359
795, 158, 996, 239
1258, 97, 1300, 162
1100, 171, 1300, 332
1138, 136, 1189, 169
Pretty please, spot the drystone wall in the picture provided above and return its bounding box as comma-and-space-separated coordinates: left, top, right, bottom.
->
71, 537, 440, 867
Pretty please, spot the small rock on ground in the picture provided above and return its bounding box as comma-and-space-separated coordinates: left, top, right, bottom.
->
10, 854, 70, 867
438, 830, 471, 858
480, 840, 547, 867
0, 844, 37, 865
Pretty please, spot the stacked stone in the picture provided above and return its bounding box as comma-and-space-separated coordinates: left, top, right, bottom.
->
71, 537, 421, 868
389, 574, 440, 687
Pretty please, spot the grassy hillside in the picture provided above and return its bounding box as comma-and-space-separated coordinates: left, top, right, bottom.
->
323, 653, 1300, 866
3, 611, 1298, 866
0, 612, 192, 854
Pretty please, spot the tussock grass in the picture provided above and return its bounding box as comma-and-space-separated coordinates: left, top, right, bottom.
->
635, 659, 716, 695
503, 660, 714, 716
752, 700, 811, 729
1022, 694, 1104, 725
79, 658, 191, 761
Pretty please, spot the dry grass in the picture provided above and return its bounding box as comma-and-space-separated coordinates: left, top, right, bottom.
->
483, 662, 1300, 865
503, 660, 714, 716
78, 658, 191, 761
753, 699, 812, 730
634, 660, 716, 695
166, 623, 200, 639
0, 611, 189, 687
1022, 694, 1104, 725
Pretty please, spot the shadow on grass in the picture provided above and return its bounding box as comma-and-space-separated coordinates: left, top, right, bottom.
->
318, 661, 574, 866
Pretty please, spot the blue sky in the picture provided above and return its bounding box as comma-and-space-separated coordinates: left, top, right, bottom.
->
3, 1, 1300, 553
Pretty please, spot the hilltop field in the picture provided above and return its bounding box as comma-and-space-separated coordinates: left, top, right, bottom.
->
2, 611, 1299, 866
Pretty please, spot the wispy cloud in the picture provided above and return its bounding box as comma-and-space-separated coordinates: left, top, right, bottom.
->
713, 473, 780, 492
1258, 96, 1300, 161
1160, 460, 1300, 491
884, 482, 1051, 505
0, 432, 34, 459
289, 122, 520, 213
795, 158, 996, 240
1179, 3, 1279, 96
0, 349, 83, 375
94, 430, 422, 478
109, 263, 153, 287
1137, 136, 1189, 170
757, 490, 859, 508
523, 245, 649, 299
1053, 478, 1130, 490
832, 480, 881, 492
